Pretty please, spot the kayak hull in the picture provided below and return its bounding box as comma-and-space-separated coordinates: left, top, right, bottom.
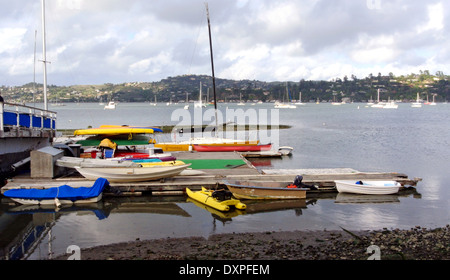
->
186, 187, 246, 212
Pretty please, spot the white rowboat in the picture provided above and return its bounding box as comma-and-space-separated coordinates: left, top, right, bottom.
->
334, 180, 401, 195
75, 164, 191, 182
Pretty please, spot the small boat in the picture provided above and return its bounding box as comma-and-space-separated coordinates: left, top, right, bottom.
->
75, 164, 191, 182
223, 177, 311, 200
411, 93, 422, 108
278, 146, 294, 155
186, 187, 246, 212
334, 180, 401, 195
104, 101, 116, 110
383, 100, 398, 109
3, 178, 109, 206
274, 102, 297, 109
193, 144, 272, 152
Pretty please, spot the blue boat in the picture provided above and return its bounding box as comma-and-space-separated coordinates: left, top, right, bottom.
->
3, 178, 109, 206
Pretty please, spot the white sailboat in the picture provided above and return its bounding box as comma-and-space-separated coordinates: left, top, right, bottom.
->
237, 92, 245, 105
367, 95, 374, 106
275, 83, 296, 108
194, 82, 206, 108
429, 94, 437, 106
149, 95, 157, 106
383, 97, 398, 109
411, 92, 422, 108
295, 91, 305, 105
104, 101, 116, 110
371, 89, 385, 108
184, 92, 190, 109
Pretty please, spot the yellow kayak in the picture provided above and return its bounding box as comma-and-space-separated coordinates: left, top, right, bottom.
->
139, 160, 186, 167
186, 187, 246, 212
74, 125, 158, 136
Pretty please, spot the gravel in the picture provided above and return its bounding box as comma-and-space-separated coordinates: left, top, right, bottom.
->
54, 225, 449, 260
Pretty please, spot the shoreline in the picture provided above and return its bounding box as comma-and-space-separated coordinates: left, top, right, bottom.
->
54, 225, 449, 260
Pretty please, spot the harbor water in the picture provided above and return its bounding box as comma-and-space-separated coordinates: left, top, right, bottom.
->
1, 102, 449, 260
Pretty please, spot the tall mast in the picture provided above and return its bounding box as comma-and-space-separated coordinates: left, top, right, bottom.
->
41, 0, 49, 111
33, 29, 37, 107
205, 3, 219, 135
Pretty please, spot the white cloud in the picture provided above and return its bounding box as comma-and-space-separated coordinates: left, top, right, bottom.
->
418, 2, 444, 33
0, 27, 27, 54
0, 0, 448, 85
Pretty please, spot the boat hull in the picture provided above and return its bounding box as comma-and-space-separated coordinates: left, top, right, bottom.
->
75, 164, 190, 182
154, 143, 190, 151
193, 144, 272, 152
224, 181, 307, 200
10, 194, 102, 206
334, 180, 401, 195
3, 178, 109, 205
186, 187, 246, 212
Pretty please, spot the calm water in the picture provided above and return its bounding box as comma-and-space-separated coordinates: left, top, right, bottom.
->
1, 102, 449, 260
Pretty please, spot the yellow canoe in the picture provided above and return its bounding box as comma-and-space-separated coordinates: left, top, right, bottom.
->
186, 187, 246, 212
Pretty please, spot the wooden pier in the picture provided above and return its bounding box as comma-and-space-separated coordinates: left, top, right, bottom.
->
1, 151, 422, 197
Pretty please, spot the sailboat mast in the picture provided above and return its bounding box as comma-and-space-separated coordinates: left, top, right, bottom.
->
205, 3, 219, 134
33, 30, 37, 107
41, 0, 48, 111
199, 81, 202, 102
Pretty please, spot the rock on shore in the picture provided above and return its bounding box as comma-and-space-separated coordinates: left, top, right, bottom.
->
55, 225, 449, 260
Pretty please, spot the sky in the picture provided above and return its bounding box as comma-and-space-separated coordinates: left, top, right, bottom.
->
0, 0, 448, 86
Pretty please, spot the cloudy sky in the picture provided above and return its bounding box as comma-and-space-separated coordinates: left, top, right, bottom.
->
0, 0, 448, 86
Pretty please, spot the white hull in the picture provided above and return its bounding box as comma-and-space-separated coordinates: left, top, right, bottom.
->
274, 103, 296, 109
75, 164, 190, 182
334, 180, 401, 195
278, 146, 294, 156
56, 156, 141, 168
371, 103, 385, 108
10, 194, 102, 206
104, 101, 116, 109
383, 102, 398, 109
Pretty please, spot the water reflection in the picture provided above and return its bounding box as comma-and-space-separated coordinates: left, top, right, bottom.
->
0, 186, 421, 260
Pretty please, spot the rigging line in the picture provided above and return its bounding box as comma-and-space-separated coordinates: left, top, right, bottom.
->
187, 8, 207, 75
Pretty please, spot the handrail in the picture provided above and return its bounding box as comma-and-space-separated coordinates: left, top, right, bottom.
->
3, 102, 57, 114
1, 101, 56, 132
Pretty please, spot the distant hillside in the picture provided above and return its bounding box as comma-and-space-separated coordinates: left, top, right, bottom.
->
2, 71, 449, 103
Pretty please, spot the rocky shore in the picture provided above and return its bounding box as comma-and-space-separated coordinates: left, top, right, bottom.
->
55, 225, 449, 260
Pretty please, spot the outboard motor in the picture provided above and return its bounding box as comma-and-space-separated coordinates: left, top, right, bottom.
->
212, 189, 232, 201
293, 175, 304, 188
293, 175, 318, 190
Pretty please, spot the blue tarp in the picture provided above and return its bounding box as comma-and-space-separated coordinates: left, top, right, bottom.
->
4, 178, 109, 201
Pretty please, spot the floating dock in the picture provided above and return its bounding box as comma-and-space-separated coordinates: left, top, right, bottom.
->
1, 151, 422, 197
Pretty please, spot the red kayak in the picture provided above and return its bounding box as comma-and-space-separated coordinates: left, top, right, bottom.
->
193, 144, 272, 152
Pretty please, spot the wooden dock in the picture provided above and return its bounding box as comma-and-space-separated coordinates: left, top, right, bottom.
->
1, 151, 422, 197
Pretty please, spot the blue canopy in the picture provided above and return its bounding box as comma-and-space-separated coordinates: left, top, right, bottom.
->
4, 178, 109, 202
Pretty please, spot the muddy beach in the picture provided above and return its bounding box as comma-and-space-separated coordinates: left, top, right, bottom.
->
55, 225, 449, 260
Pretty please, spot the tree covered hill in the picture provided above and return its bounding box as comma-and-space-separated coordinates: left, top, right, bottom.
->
2, 71, 449, 104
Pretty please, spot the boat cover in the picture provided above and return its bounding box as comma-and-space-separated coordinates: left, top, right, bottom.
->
3, 178, 109, 201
